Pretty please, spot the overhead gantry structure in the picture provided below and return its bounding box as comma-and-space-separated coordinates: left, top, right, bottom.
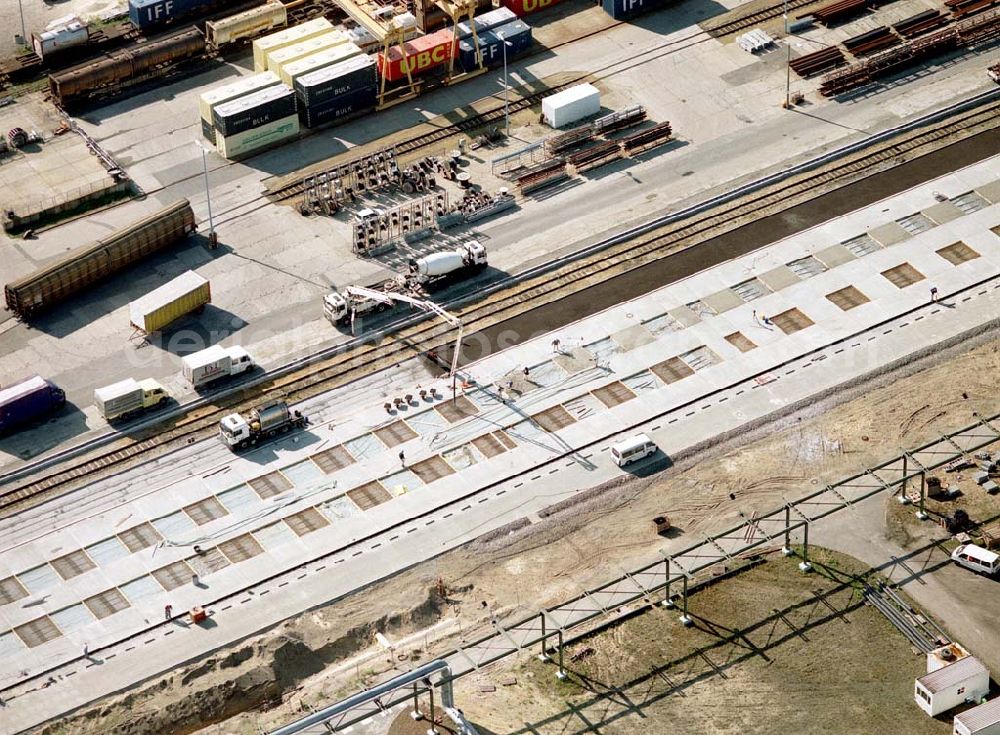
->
333, 0, 486, 109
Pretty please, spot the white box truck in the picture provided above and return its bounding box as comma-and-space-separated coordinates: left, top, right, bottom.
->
181, 345, 256, 388
94, 378, 169, 421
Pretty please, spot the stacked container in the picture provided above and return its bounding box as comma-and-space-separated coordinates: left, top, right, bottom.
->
252, 17, 334, 72
213, 86, 299, 159
198, 71, 281, 144
377, 29, 455, 83
294, 55, 378, 128
278, 42, 363, 86
264, 30, 348, 73
457, 18, 531, 72
601, 0, 665, 19
454, 7, 516, 40
500, 0, 564, 16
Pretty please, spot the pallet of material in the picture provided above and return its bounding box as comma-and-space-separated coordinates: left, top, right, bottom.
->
990, 62, 1000, 82
789, 46, 847, 76
808, 0, 868, 26
619, 122, 673, 155
843, 26, 901, 55
893, 9, 950, 38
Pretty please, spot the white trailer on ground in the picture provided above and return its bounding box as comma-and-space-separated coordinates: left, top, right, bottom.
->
915, 655, 989, 717
94, 378, 169, 421
955, 697, 1000, 735
181, 345, 256, 388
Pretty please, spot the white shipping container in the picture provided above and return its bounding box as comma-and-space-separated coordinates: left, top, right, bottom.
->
217, 114, 299, 159
279, 42, 362, 86
265, 30, 347, 72
206, 0, 287, 47
542, 83, 601, 129
198, 71, 281, 124
252, 17, 334, 71
32, 16, 89, 59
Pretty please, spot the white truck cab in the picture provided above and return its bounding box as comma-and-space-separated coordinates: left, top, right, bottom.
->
219, 413, 252, 447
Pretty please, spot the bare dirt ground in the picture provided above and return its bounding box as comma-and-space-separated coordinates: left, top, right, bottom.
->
456, 549, 951, 735
38, 331, 1000, 735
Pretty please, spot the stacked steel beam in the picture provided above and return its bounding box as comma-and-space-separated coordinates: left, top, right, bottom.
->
619, 122, 673, 155
892, 9, 950, 38
843, 26, 900, 55
811, 0, 868, 26
790, 46, 847, 76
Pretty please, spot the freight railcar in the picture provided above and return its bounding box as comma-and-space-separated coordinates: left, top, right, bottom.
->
4, 200, 196, 318
48, 27, 206, 106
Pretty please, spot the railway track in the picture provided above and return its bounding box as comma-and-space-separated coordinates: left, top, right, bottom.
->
701, 0, 820, 37
3, 95, 997, 516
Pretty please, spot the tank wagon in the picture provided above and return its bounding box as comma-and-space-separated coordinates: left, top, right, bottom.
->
49, 27, 206, 107
4, 200, 196, 318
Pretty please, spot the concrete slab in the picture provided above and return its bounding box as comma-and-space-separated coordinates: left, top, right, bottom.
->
976, 180, 1000, 205
868, 221, 912, 247
923, 200, 965, 225
757, 265, 801, 292
814, 244, 857, 269
702, 288, 745, 314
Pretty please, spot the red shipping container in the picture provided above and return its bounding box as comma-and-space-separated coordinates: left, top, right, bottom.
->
377, 29, 455, 83
500, 0, 565, 15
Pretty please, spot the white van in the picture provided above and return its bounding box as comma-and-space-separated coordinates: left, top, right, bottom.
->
611, 433, 657, 467
951, 543, 1000, 576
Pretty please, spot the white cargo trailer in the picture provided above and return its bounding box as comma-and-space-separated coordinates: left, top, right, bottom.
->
94, 378, 169, 421
542, 83, 601, 129
955, 697, 1000, 735
915, 656, 989, 717
181, 345, 256, 388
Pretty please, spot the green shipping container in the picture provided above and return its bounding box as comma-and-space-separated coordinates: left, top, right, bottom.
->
129, 270, 211, 333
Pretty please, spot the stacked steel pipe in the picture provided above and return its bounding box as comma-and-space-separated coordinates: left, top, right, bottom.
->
843, 26, 900, 55
545, 125, 595, 154
893, 9, 950, 38
810, 0, 868, 26
619, 122, 673, 155
820, 9, 997, 96
789, 46, 847, 76
945, 0, 1000, 18
517, 160, 569, 194
567, 141, 621, 172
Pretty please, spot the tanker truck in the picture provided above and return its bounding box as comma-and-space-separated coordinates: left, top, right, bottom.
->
219, 399, 307, 450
